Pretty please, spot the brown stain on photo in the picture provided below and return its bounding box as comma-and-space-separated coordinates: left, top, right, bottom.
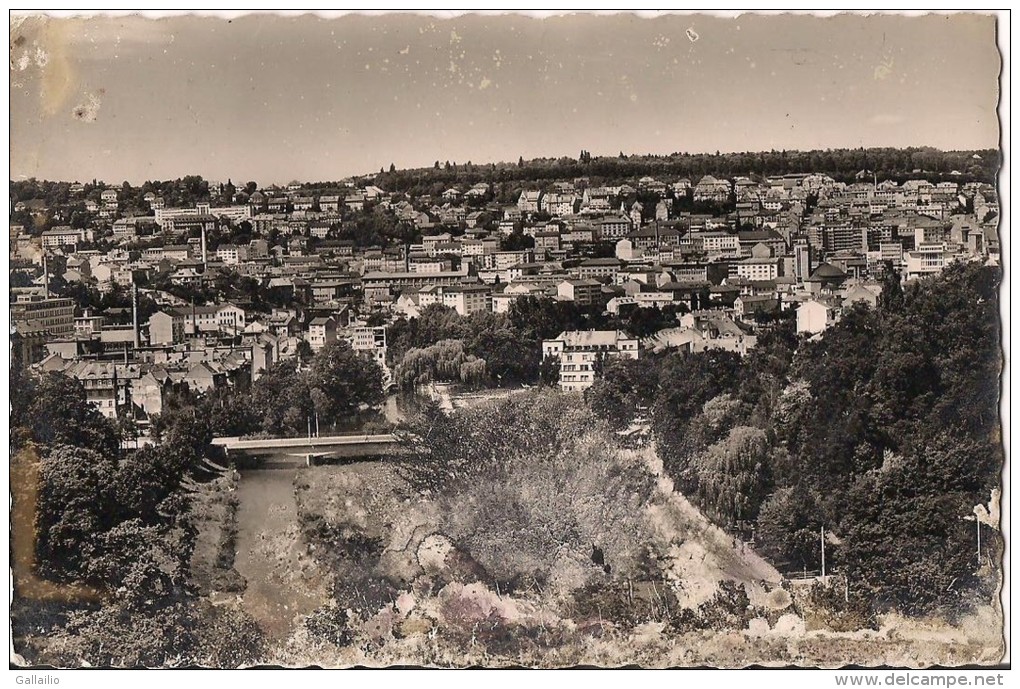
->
10, 16, 79, 118
38, 20, 76, 116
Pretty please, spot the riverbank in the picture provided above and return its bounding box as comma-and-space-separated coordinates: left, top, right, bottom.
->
187, 471, 245, 597
266, 445, 1003, 667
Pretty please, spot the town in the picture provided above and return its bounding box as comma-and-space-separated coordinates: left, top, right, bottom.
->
9, 8, 1007, 670
9, 150, 1006, 669
9, 155, 1001, 430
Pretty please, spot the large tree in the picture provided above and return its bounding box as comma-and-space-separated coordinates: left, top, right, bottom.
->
14, 372, 121, 457
308, 340, 385, 429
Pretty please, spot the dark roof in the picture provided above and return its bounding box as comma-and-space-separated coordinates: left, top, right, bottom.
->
809, 262, 848, 280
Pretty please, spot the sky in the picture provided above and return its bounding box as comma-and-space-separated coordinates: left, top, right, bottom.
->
9, 11, 1002, 186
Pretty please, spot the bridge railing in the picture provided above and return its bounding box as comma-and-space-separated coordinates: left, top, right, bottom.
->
210, 433, 404, 452
234, 427, 399, 441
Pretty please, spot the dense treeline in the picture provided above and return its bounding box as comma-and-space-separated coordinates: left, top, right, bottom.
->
10, 176, 217, 210
372, 147, 998, 196
10, 337, 386, 664
147, 339, 386, 440
11, 147, 997, 227
9, 368, 266, 666
587, 261, 1003, 616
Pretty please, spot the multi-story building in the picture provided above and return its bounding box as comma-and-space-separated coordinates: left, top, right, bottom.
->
733, 256, 782, 281
10, 296, 76, 337
578, 257, 621, 281
148, 310, 186, 346
441, 285, 492, 316
350, 326, 387, 367
796, 298, 841, 335
308, 316, 338, 351
216, 244, 250, 265
41, 227, 86, 249
595, 215, 633, 240
701, 231, 741, 256
517, 190, 543, 214
542, 330, 639, 392
156, 203, 251, 228
63, 361, 140, 420
557, 278, 603, 307
361, 268, 472, 301
904, 242, 957, 281
693, 175, 732, 203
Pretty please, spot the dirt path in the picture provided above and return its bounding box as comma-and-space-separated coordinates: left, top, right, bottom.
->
637, 443, 784, 607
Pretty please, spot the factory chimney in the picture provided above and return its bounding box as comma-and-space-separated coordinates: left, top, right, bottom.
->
132, 282, 141, 349
201, 224, 208, 270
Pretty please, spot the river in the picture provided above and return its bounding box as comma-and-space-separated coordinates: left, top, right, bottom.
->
231, 387, 522, 640
232, 465, 330, 640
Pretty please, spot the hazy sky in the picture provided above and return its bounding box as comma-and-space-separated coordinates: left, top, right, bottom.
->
9, 12, 1001, 186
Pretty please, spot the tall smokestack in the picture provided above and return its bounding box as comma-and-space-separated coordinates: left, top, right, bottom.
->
132, 282, 140, 349
201, 224, 208, 270
42, 253, 49, 296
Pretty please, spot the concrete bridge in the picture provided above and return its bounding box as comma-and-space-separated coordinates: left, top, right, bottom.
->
211, 433, 406, 467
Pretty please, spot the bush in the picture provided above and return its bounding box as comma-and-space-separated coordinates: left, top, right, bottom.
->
806, 580, 878, 632
417, 391, 658, 589
668, 581, 756, 633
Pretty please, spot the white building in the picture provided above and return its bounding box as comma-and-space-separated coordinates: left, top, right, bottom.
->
308, 317, 338, 351
733, 256, 782, 281
796, 299, 840, 335
542, 330, 639, 392
350, 326, 387, 368
441, 285, 491, 316
41, 227, 86, 249
904, 242, 957, 281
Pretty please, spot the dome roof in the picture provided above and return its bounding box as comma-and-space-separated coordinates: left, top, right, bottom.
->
809, 262, 847, 280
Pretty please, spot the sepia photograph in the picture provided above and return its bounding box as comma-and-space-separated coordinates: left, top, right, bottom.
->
8, 9, 1008, 674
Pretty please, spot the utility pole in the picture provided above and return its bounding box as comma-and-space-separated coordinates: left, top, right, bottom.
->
132, 282, 140, 349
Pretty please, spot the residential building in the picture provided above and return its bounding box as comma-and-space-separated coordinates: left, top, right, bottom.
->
441, 285, 492, 316
542, 330, 640, 392
10, 296, 76, 337
148, 310, 186, 346
518, 190, 543, 214
904, 242, 957, 281
595, 215, 633, 240
41, 227, 86, 249
578, 257, 621, 281
308, 316, 338, 351
350, 326, 387, 367
797, 298, 841, 335
216, 244, 250, 265
557, 278, 603, 307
